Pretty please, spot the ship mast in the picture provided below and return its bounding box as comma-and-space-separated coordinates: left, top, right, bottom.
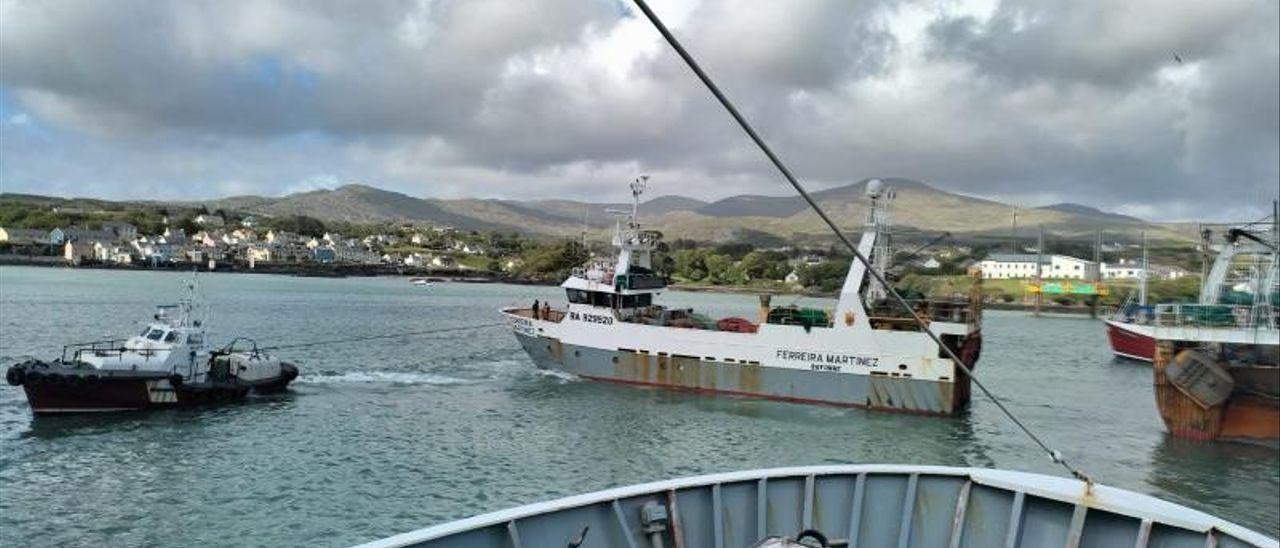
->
1139, 231, 1148, 307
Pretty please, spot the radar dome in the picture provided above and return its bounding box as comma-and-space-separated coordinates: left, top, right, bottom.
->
865, 179, 884, 198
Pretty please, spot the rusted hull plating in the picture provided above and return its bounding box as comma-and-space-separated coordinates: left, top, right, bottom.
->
1153, 342, 1280, 442
515, 333, 977, 416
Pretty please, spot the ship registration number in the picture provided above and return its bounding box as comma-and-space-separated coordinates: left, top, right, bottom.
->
775, 349, 879, 372
569, 311, 614, 325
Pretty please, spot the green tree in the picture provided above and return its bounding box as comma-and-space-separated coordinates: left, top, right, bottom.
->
798, 259, 852, 292
739, 250, 790, 281
673, 248, 709, 281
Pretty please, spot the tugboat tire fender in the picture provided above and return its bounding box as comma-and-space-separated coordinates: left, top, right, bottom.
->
24, 371, 44, 385
5, 367, 24, 386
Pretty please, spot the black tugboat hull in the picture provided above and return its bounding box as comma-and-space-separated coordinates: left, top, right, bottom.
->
6, 361, 300, 415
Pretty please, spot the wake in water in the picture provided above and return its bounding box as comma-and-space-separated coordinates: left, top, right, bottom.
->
296, 358, 580, 387
297, 370, 486, 386
530, 368, 579, 383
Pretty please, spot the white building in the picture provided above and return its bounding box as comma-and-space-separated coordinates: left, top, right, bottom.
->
194, 214, 225, 227
1101, 260, 1143, 280
979, 253, 1098, 280
1101, 260, 1191, 281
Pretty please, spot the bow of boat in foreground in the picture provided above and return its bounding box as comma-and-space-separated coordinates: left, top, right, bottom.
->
355, 465, 1277, 548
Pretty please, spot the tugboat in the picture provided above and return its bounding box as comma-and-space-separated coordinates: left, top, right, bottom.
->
5, 278, 299, 414
501, 178, 983, 416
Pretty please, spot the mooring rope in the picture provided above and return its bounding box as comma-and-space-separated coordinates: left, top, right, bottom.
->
631, 0, 1094, 484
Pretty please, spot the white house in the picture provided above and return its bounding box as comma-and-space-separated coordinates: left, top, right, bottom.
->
1101, 260, 1191, 281
93, 242, 133, 264
979, 253, 1098, 280
266, 230, 300, 245
1101, 260, 1144, 280
194, 214, 225, 227
246, 246, 274, 263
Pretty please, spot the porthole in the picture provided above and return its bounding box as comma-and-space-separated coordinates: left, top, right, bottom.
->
898, 364, 908, 371
611, 356, 619, 364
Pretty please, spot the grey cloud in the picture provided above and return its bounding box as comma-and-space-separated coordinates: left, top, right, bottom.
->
0, 0, 1275, 221
925, 0, 1264, 87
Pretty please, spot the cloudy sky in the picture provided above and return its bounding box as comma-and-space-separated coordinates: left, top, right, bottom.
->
1, 0, 1276, 221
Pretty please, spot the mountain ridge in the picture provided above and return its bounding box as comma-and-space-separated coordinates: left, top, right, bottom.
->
1, 178, 1182, 241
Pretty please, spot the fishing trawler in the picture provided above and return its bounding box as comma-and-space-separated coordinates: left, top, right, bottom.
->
502, 179, 983, 415
1104, 214, 1279, 363
1141, 211, 1280, 442
5, 278, 299, 414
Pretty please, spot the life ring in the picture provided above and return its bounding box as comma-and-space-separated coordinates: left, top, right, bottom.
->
5, 367, 24, 386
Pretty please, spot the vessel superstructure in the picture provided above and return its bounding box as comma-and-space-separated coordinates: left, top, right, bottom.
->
1139, 209, 1280, 442
1105, 213, 1280, 362
502, 179, 982, 415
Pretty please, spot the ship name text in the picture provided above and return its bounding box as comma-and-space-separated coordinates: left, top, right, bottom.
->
775, 349, 879, 372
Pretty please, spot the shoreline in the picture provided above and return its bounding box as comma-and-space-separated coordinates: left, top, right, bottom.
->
1, 256, 1107, 316
0, 254, 559, 286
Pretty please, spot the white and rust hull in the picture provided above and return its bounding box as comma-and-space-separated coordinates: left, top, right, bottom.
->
506, 307, 981, 416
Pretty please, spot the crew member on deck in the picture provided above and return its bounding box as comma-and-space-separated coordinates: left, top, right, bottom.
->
532, 299, 540, 320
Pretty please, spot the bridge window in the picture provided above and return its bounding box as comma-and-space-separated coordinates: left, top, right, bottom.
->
146, 329, 165, 341
567, 289, 614, 307
617, 293, 653, 308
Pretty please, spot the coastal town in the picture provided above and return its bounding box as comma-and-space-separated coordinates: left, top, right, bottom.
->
0, 198, 1198, 310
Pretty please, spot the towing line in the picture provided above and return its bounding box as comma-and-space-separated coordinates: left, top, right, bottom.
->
258, 322, 509, 352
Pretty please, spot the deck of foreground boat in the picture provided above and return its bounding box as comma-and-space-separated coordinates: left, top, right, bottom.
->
355, 465, 1277, 548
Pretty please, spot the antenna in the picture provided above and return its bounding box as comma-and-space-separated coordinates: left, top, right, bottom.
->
630, 175, 649, 227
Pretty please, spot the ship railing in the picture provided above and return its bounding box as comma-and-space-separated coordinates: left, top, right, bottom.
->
1152, 303, 1276, 330
867, 298, 975, 326
517, 307, 567, 323
62, 339, 162, 363
217, 337, 267, 360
